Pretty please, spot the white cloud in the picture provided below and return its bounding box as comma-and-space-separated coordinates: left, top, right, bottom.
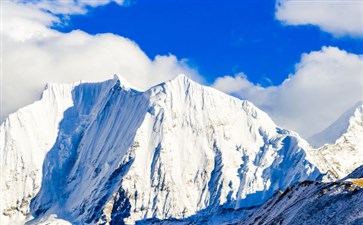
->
275, 0, 363, 38
1, 1, 202, 121
14, 0, 126, 15
213, 47, 363, 138
213, 73, 256, 93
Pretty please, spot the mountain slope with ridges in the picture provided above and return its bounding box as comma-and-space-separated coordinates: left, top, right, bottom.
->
1, 78, 117, 224
3, 75, 360, 224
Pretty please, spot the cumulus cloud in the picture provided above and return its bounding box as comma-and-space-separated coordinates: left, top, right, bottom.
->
275, 0, 363, 37
213, 73, 257, 94
1, 1, 202, 121
213, 47, 363, 138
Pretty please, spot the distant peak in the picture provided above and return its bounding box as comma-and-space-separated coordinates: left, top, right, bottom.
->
308, 100, 363, 148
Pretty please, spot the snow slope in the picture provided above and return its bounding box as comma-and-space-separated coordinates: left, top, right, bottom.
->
0, 78, 117, 224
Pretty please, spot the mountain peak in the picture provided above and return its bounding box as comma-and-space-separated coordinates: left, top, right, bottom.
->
308, 101, 363, 148
166, 73, 193, 87
308, 101, 363, 179
113, 74, 139, 91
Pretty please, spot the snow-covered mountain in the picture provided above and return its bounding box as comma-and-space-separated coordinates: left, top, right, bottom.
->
308, 101, 363, 179
308, 101, 363, 148
0, 75, 361, 225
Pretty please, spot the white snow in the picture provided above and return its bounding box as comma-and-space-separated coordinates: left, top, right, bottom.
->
1, 82, 75, 222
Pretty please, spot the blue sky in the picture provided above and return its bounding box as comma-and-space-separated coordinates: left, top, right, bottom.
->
2, 0, 363, 138
56, 0, 362, 85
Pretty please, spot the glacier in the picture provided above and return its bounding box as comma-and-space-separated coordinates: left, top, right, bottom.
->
1, 74, 362, 225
